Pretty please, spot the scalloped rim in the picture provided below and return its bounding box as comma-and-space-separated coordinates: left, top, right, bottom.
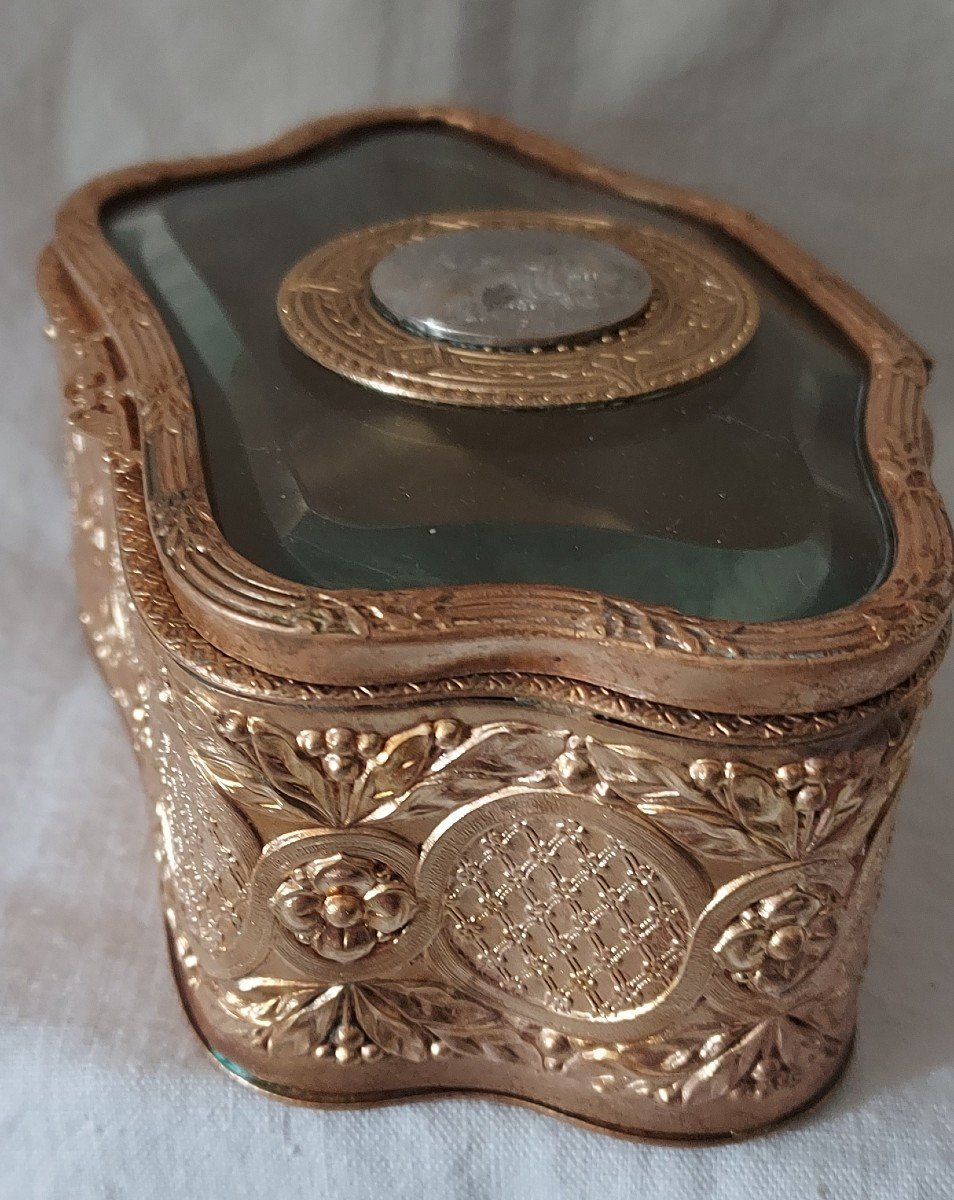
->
39, 106, 953, 713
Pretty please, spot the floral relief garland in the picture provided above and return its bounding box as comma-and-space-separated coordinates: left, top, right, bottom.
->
177, 692, 914, 865
163, 691, 917, 1108
546, 992, 850, 1105
199, 969, 543, 1068
177, 924, 848, 1108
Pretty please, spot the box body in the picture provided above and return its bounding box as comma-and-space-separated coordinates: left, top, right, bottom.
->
40, 108, 952, 1141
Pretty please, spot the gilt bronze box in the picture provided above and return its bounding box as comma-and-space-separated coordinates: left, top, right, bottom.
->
38, 107, 952, 1142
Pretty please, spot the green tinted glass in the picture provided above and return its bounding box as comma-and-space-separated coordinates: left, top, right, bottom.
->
106, 124, 892, 622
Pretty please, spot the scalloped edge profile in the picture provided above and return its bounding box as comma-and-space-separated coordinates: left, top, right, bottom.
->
38, 105, 953, 713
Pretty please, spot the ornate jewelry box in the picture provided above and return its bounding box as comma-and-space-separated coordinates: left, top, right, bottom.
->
38, 107, 952, 1142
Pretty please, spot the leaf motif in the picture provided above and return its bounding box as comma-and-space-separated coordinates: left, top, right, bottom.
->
828, 800, 884, 857
174, 695, 286, 813
432, 1034, 485, 1057
379, 783, 464, 820
724, 767, 799, 858
773, 1012, 805, 1065
802, 858, 855, 899
391, 725, 566, 818
382, 983, 501, 1032
813, 772, 890, 854
443, 725, 566, 787
269, 993, 340, 1057
677, 1021, 773, 1105
351, 725, 436, 821
587, 742, 693, 803
633, 806, 778, 861
173, 693, 216, 735
787, 989, 852, 1049
189, 741, 285, 811
568, 1054, 646, 1096
583, 1016, 790, 1105
214, 980, 341, 1056
247, 721, 335, 824
357, 982, 540, 1066
352, 987, 430, 1062
595, 741, 819, 862
474, 1033, 542, 1067
601, 604, 714, 656
829, 778, 867, 827
206, 973, 539, 1067
302, 596, 369, 638
614, 1033, 713, 1076
653, 615, 706, 656
590, 742, 802, 862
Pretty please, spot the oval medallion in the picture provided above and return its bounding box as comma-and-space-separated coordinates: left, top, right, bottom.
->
368, 227, 653, 349
277, 210, 760, 409
418, 792, 712, 1036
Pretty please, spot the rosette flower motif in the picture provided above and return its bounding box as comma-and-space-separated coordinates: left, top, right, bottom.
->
270, 854, 417, 963
713, 885, 838, 995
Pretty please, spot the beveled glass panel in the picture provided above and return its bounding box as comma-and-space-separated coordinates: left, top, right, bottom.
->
104, 123, 893, 622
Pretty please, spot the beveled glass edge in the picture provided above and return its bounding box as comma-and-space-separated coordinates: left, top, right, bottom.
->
38, 105, 953, 714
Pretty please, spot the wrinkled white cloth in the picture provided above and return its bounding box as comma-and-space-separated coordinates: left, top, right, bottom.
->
2, 3, 954, 1197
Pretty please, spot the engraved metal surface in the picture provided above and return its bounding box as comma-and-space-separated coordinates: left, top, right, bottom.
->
442, 811, 689, 1017
368, 226, 653, 349
41, 106, 953, 1141
277, 209, 761, 410
63, 418, 934, 1139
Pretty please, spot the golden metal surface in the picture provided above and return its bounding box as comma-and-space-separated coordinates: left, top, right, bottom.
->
38, 107, 953, 1142
39, 107, 953, 712
56, 416, 940, 1140
276, 211, 759, 408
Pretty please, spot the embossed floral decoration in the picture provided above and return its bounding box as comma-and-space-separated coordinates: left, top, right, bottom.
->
543, 991, 846, 1105
179, 694, 575, 828
270, 854, 417, 963
206, 971, 541, 1066
713, 884, 839, 995
576, 734, 909, 864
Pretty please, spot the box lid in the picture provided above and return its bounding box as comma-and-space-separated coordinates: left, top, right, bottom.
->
40, 107, 953, 712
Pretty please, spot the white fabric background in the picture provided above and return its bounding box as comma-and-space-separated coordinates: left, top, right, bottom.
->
2, 2, 953, 1197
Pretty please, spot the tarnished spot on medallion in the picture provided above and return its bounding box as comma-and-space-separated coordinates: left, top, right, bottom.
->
368, 227, 653, 349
